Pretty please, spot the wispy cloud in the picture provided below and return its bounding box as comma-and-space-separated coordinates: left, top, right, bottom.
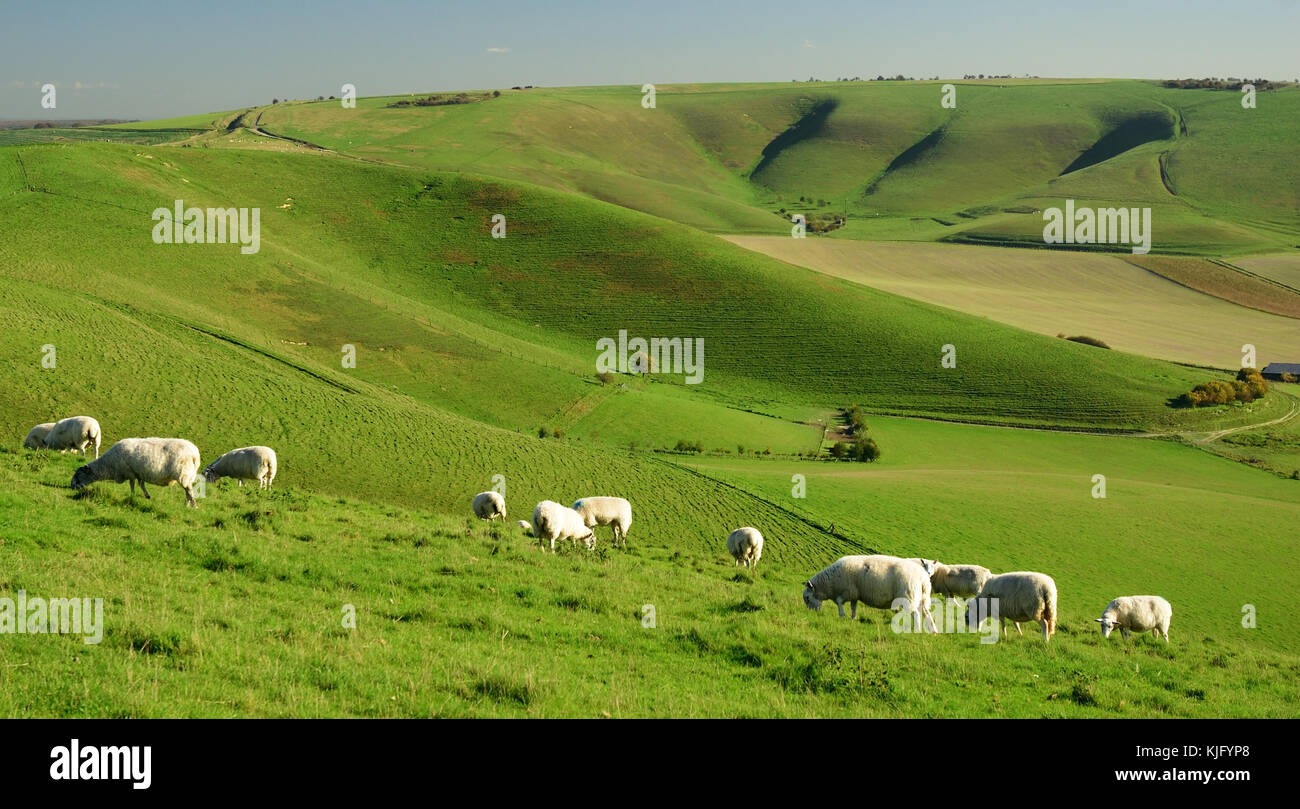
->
802, 39, 816, 49
485, 47, 510, 54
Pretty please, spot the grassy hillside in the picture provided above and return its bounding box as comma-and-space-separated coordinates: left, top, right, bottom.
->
258, 80, 1300, 253
2, 436, 1296, 718
0, 143, 1210, 432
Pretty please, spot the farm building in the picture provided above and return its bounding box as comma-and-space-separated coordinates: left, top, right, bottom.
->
1261, 362, 1300, 381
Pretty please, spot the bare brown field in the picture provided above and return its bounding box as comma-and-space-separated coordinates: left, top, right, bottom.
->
723, 237, 1300, 369
1124, 255, 1300, 318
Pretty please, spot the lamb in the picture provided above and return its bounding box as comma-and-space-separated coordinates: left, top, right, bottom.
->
571, 496, 632, 547
23, 422, 55, 450
1096, 596, 1171, 642
43, 416, 101, 458
726, 527, 763, 568
472, 491, 506, 521
911, 559, 993, 599
802, 555, 937, 633
531, 500, 595, 552
966, 571, 1057, 642
203, 446, 277, 489
71, 437, 201, 508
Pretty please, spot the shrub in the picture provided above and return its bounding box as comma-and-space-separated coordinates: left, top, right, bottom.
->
852, 437, 881, 462
538, 426, 552, 439
1177, 373, 1269, 407
674, 439, 703, 453
595, 371, 615, 384
1062, 335, 1111, 349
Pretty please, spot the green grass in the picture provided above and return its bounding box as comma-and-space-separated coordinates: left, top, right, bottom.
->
681, 415, 1300, 655
1, 440, 1295, 718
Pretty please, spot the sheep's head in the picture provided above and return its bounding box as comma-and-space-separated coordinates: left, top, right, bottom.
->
802, 581, 822, 611
70, 465, 92, 490
1095, 615, 1117, 638
920, 559, 937, 576
202, 467, 218, 483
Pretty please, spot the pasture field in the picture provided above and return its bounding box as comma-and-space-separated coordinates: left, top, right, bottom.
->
1, 447, 1296, 718
683, 416, 1300, 655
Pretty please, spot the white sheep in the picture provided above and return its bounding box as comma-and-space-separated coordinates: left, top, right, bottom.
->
966, 571, 1058, 642
726, 527, 764, 568
802, 555, 937, 632
203, 446, 277, 489
571, 496, 632, 547
44, 416, 101, 458
472, 491, 506, 521
1096, 596, 1171, 642
23, 422, 55, 450
912, 559, 993, 599
71, 437, 201, 508
531, 500, 595, 552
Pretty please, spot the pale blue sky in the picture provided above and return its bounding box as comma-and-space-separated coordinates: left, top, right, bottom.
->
3, 0, 1298, 120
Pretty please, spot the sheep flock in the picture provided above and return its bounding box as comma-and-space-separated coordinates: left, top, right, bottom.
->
21, 416, 1171, 646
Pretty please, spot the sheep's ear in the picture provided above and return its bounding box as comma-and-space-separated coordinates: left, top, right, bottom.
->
803, 580, 812, 589
1094, 618, 1104, 623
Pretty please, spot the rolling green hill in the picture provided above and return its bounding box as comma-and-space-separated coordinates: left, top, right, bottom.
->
0, 143, 1212, 434
258, 80, 1300, 254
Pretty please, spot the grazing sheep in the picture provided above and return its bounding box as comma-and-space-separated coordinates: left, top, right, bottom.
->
23, 422, 55, 450
571, 497, 632, 547
911, 559, 993, 599
803, 555, 937, 633
516, 520, 533, 535
203, 446, 277, 489
726, 527, 764, 568
1096, 596, 1171, 642
472, 491, 507, 521
71, 437, 201, 508
531, 500, 595, 552
966, 572, 1057, 642
44, 416, 101, 458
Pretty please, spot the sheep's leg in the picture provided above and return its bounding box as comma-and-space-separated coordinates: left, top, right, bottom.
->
849, 601, 858, 620
1014, 622, 1023, 637
1121, 627, 1131, 641
128, 479, 136, 496
184, 485, 197, 509
138, 481, 150, 499
836, 599, 846, 618
1041, 621, 1049, 642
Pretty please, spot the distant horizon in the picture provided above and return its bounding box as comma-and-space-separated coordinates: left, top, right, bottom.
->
5, 0, 1299, 120
5, 75, 1298, 125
